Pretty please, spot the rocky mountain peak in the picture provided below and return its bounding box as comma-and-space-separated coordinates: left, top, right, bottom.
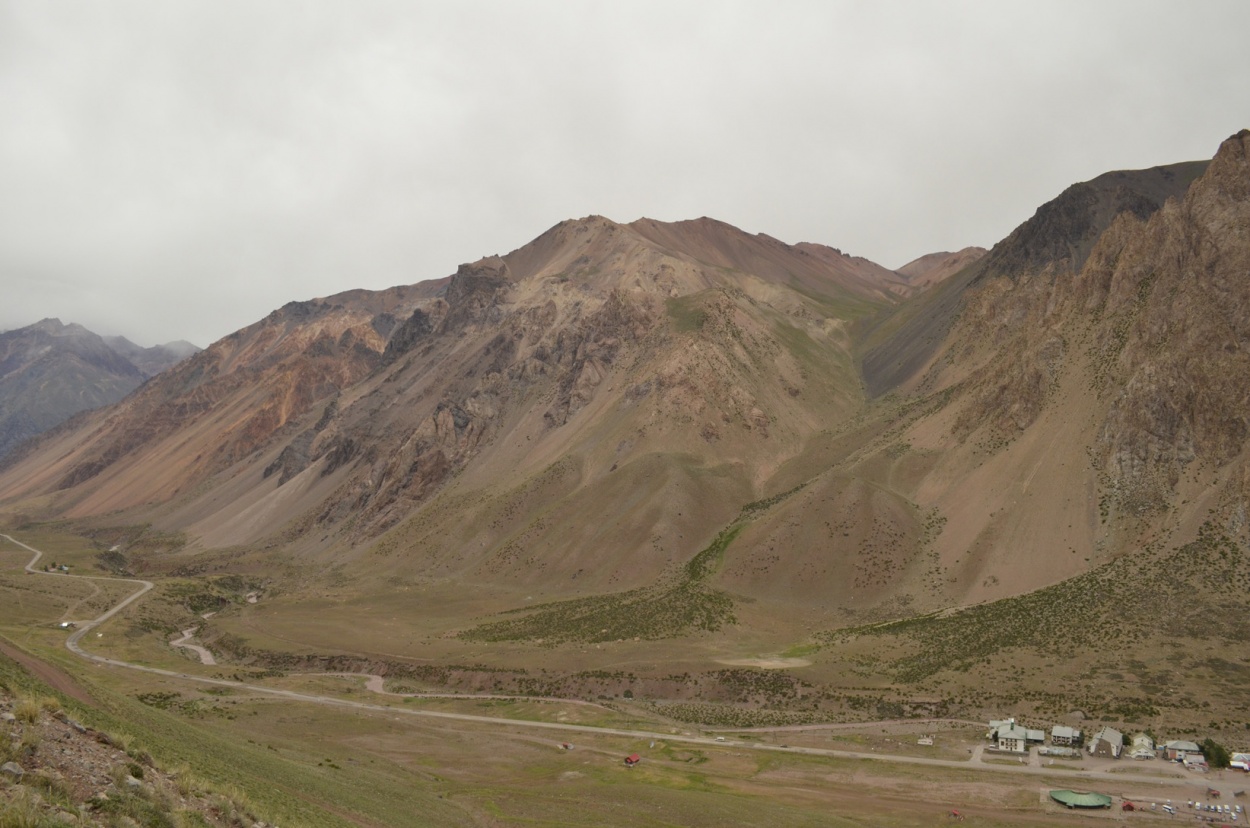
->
1190, 129, 1250, 213
30, 317, 66, 333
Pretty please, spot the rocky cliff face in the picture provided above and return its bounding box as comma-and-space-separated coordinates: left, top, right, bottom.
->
949, 136, 1241, 461
1081, 131, 1250, 523
861, 160, 1208, 398
898, 131, 1250, 584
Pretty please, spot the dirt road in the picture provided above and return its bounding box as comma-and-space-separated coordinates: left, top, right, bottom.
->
170, 628, 217, 665
0, 634, 96, 707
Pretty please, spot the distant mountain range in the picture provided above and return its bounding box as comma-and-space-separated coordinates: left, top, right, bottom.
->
0, 319, 198, 460
0, 131, 1246, 647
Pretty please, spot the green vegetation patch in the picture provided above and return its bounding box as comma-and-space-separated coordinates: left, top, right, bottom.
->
459, 579, 735, 644
825, 521, 1250, 683
665, 295, 709, 332
461, 526, 746, 644
462, 485, 808, 644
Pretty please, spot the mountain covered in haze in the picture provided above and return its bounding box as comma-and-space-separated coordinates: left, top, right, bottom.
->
0, 319, 199, 461
893, 247, 987, 291
0, 132, 1247, 646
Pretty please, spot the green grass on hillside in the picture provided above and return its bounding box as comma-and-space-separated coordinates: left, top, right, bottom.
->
0, 644, 474, 827
458, 540, 738, 645
826, 521, 1250, 685
665, 295, 709, 332
461, 486, 809, 644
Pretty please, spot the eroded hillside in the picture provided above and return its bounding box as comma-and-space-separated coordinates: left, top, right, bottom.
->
0, 217, 896, 619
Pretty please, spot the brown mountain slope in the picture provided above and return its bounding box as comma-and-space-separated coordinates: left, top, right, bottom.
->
627, 216, 910, 304
893, 246, 987, 291
839, 130, 1250, 610
183, 217, 884, 593
0, 284, 436, 516
0, 218, 893, 609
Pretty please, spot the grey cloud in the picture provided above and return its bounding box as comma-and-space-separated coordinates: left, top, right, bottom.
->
2, 0, 1248, 346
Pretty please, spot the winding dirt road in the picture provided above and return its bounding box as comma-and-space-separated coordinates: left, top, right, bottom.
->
170, 628, 217, 665
0, 533, 1227, 795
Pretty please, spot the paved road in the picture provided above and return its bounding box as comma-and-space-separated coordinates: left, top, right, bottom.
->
0, 533, 1228, 793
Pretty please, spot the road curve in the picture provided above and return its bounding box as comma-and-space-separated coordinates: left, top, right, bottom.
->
0, 534, 1215, 792
3, 533, 155, 660
170, 628, 217, 665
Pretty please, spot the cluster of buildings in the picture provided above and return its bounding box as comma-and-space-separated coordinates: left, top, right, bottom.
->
986, 718, 1247, 770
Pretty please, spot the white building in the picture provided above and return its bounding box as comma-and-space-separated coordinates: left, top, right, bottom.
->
1051, 725, 1082, 746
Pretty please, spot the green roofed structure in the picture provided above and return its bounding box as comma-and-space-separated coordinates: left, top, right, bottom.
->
1049, 790, 1112, 809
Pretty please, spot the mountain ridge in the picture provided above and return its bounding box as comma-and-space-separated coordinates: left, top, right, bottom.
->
859, 158, 1210, 399
0, 319, 201, 462
0, 135, 1246, 644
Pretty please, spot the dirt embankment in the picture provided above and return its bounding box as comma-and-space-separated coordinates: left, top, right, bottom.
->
0, 636, 95, 707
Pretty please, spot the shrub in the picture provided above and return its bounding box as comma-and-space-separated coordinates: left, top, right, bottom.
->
0, 786, 43, 828
13, 698, 40, 724
1201, 737, 1231, 768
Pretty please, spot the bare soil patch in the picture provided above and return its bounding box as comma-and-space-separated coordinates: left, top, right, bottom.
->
715, 657, 812, 669
0, 635, 95, 707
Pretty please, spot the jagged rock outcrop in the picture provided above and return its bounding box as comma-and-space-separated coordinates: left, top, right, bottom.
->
1083, 130, 1250, 515
920, 131, 1250, 544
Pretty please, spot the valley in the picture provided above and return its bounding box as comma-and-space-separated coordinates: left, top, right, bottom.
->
2, 532, 1245, 827
3, 131, 1250, 824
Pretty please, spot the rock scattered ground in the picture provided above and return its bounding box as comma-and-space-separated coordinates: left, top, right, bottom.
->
0, 691, 274, 827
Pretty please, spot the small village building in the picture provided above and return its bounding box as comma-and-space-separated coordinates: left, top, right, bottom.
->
1087, 727, 1123, 759
624, 754, 641, 767
1051, 726, 1082, 746
1182, 753, 1207, 770
992, 721, 1031, 754
1129, 733, 1155, 760
1229, 752, 1249, 771
1162, 740, 1202, 762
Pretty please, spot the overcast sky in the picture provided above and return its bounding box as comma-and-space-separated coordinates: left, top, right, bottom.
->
2, 1, 1247, 347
